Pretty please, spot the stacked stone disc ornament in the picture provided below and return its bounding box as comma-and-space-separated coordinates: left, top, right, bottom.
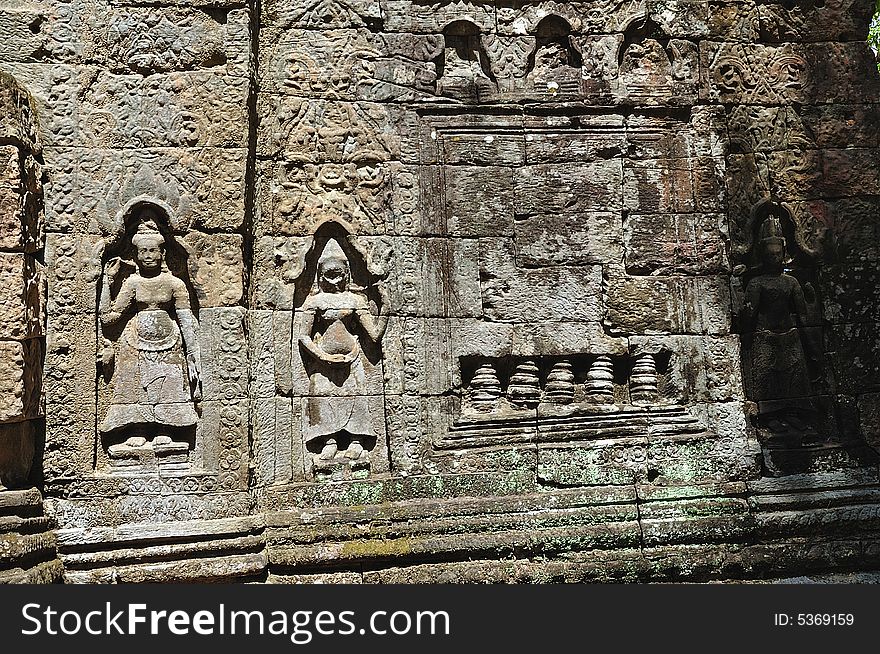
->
585, 355, 615, 404
507, 359, 541, 408
470, 362, 502, 411
630, 353, 659, 405
545, 360, 575, 404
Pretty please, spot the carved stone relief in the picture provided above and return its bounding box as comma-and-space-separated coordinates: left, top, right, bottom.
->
733, 203, 830, 451
4, 0, 880, 585
0, 71, 43, 492
291, 227, 390, 481
96, 205, 202, 471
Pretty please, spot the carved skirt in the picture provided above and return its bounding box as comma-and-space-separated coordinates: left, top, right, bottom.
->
748, 328, 813, 402
99, 310, 199, 435
305, 356, 373, 443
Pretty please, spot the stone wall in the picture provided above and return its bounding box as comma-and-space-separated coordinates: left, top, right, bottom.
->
1, 0, 880, 583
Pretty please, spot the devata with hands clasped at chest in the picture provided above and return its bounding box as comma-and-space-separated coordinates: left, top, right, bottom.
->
298, 238, 388, 464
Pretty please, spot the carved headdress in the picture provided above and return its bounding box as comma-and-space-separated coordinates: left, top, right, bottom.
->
317, 238, 349, 268
315, 238, 351, 293
759, 214, 786, 248
131, 219, 166, 249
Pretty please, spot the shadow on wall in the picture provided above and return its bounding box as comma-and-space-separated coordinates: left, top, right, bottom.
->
724, 7, 880, 475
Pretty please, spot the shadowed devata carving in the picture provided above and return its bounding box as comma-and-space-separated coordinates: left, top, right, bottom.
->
99, 212, 201, 465
739, 214, 819, 445
298, 237, 388, 478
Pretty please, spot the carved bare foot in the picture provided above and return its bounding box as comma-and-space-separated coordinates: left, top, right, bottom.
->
123, 436, 147, 448
345, 438, 364, 460
319, 438, 338, 460
153, 435, 172, 446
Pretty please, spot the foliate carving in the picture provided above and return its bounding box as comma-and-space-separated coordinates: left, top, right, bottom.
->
705, 43, 810, 104
757, 0, 870, 42
117, 493, 252, 524
296, 235, 389, 480
81, 72, 249, 150
0, 71, 40, 151
97, 208, 201, 470
265, 100, 396, 234
274, 162, 392, 235
386, 394, 423, 474
282, 0, 382, 29
481, 35, 533, 92
267, 99, 395, 163
0, 253, 44, 341
727, 106, 814, 154
268, 30, 379, 99
0, 342, 30, 422
495, 0, 645, 35
391, 169, 420, 234
48, 150, 246, 234
216, 309, 248, 491
184, 233, 244, 308
96, 9, 227, 75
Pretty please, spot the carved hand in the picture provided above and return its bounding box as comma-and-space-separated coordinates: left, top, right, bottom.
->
377, 281, 391, 314
104, 257, 123, 284
802, 282, 817, 305
99, 345, 114, 372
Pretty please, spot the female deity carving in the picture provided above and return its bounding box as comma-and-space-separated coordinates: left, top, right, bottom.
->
98, 215, 201, 454
741, 215, 817, 439
298, 238, 388, 466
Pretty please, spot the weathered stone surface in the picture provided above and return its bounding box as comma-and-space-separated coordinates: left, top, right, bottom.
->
515, 212, 623, 267
183, 232, 244, 308
42, 146, 247, 233
515, 161, 623, 215
756, 0, 874, 43
770, 148, 880, 201
605, 271, 731, 335
0, 421, 35, 489
1, 0, 880, 587
0, 253, 43, 341
624, 156, 725, 213
624, 213, 729, 275
480, 239, 603, 323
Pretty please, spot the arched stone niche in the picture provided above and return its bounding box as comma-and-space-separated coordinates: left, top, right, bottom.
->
95, 200, 203, 473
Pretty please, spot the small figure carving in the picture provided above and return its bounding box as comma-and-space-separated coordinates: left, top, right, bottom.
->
470, 362, 502, 412
740, 215, 818, 443
525, 15, 582, 95
545, 360, 575, 404
585, 355, 615, 405
630, 354, 659, 405
507, 359, 540, 408
436, 21, 497, 100
299, 238, 388, 473
98, 215, 201, 462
